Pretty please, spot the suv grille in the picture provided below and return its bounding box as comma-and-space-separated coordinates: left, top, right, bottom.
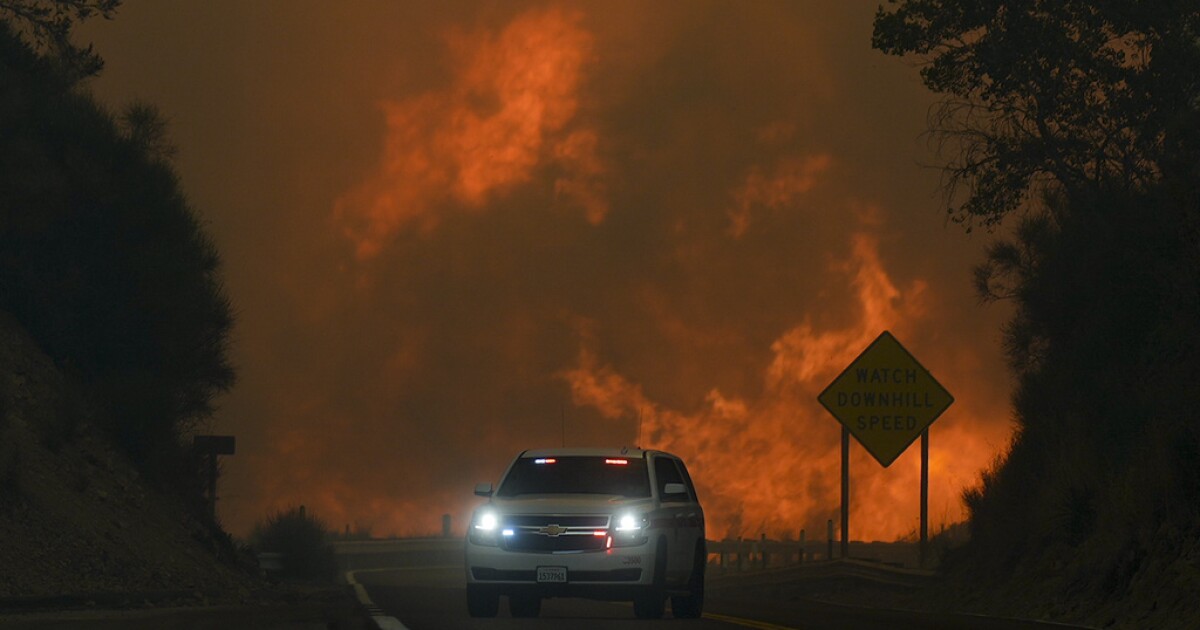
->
501, 514, 611, 553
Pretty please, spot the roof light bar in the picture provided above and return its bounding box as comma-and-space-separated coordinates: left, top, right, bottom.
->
534, 458, 557, 464
604, 458, 628, 465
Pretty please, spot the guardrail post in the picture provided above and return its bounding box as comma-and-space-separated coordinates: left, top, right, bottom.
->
442, 513, 451, 538
736, 537, 744, 572
827, 519, 834, 561
799, 529, 806, 564
760, 533, 767, 569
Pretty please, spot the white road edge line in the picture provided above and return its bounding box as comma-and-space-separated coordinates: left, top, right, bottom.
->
345, 568, 411, 630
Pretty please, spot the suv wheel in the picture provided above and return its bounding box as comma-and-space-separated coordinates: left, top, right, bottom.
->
466, 584, 498, 618
633, 540, 668, 619
671, 542, 705, 619
509, 594, 541, 618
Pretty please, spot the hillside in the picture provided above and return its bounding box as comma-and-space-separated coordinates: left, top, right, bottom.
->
0, 310, 257, 605
870, 4, 1200, 628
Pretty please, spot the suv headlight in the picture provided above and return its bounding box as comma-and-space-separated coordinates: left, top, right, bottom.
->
469, 509, 501, 546
612, 512, 649, 547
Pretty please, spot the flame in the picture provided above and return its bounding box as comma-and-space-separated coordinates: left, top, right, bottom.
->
334, 7, 601, 259
562, 230, 1002, 541
727, 154, 832, 238
222, 7, 1012, 542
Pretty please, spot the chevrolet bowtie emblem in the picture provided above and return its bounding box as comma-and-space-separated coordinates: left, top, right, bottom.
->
538, 524, 567, 537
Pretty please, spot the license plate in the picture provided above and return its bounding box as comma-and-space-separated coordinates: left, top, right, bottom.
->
536, 566, 567, 583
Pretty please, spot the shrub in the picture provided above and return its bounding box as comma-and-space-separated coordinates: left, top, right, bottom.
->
251, 506, 338, 582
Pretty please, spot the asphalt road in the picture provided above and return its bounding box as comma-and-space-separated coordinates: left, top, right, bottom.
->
352, 551, 1084, 630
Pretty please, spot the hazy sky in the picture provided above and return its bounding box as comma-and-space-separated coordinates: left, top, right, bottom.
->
80, 1, 1014, 540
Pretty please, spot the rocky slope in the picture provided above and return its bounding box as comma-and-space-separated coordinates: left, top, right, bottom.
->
0, 311, 258, 604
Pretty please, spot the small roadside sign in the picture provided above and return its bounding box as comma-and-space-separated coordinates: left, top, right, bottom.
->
818, 331, 953, 467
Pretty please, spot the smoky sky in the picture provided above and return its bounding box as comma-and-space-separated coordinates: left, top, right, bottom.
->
80, 1, 1013, 540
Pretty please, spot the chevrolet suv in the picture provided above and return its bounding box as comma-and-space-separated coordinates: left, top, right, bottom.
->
465, 447, 706, 619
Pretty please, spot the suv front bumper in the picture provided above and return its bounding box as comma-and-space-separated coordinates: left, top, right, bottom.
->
465, 536, 660, 600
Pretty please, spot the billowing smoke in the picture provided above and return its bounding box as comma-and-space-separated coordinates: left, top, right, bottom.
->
335, 7, 603, 258
81, 2, 1014, 540
563, 229, 1005, 539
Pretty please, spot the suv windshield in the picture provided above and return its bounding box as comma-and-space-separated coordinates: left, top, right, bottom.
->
497, 456, 651, 498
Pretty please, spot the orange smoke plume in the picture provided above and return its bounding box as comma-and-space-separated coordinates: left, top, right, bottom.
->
727, 154, 832, 238
334, 7, 603, 259
563, 229, 1001, 541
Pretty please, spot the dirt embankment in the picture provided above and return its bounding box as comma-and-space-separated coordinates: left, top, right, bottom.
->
0, 311, 258, 604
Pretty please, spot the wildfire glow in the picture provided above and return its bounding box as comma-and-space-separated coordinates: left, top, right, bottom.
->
334, 7, 603, 259
728, 154, 832, 238
563, 230, 1002, 541
211, 4, 1015, 543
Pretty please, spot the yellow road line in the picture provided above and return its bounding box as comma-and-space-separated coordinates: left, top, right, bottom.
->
703, 611, 800, 630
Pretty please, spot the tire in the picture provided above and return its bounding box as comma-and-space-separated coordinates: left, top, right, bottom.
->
633, 539, 668, 619
509, 594, 541, 618
466, 584, 499, 618
671, 542, 706, 619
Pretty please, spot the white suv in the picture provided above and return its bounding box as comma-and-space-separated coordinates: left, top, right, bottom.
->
465, 447, 706, 619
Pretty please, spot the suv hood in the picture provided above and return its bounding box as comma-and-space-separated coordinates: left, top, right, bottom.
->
489, 494, 653, 515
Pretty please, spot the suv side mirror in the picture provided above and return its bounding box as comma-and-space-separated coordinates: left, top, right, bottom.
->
663, 482, 687, 498
474, 482, 493, 497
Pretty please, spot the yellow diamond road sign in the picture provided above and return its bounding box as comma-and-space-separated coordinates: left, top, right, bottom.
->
818, 331, 953, 467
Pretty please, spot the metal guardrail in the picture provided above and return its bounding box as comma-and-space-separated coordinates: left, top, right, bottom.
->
708, 537, 808, 571
707, 537, 923, 572
256, 551, 285, 578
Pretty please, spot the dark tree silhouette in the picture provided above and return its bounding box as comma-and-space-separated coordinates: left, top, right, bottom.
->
0, 21, 234, 480
873, 0, 1200, 229
0, 0, 119, 79
875, 3, 1200, 621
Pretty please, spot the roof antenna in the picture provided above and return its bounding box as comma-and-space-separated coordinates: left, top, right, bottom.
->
637, 407, 643, 449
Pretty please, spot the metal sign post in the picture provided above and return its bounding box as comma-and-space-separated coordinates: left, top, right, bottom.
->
818, 331, 952, 568
920, 428, 929, 566
841, 426, 849, 559
194, 435, 236, 521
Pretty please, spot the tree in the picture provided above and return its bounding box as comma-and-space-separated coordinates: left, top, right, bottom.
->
0, 21, 234, 479
873, 0, 1200, 230
0, 0, 120, 79
875, 4, 1200, 617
